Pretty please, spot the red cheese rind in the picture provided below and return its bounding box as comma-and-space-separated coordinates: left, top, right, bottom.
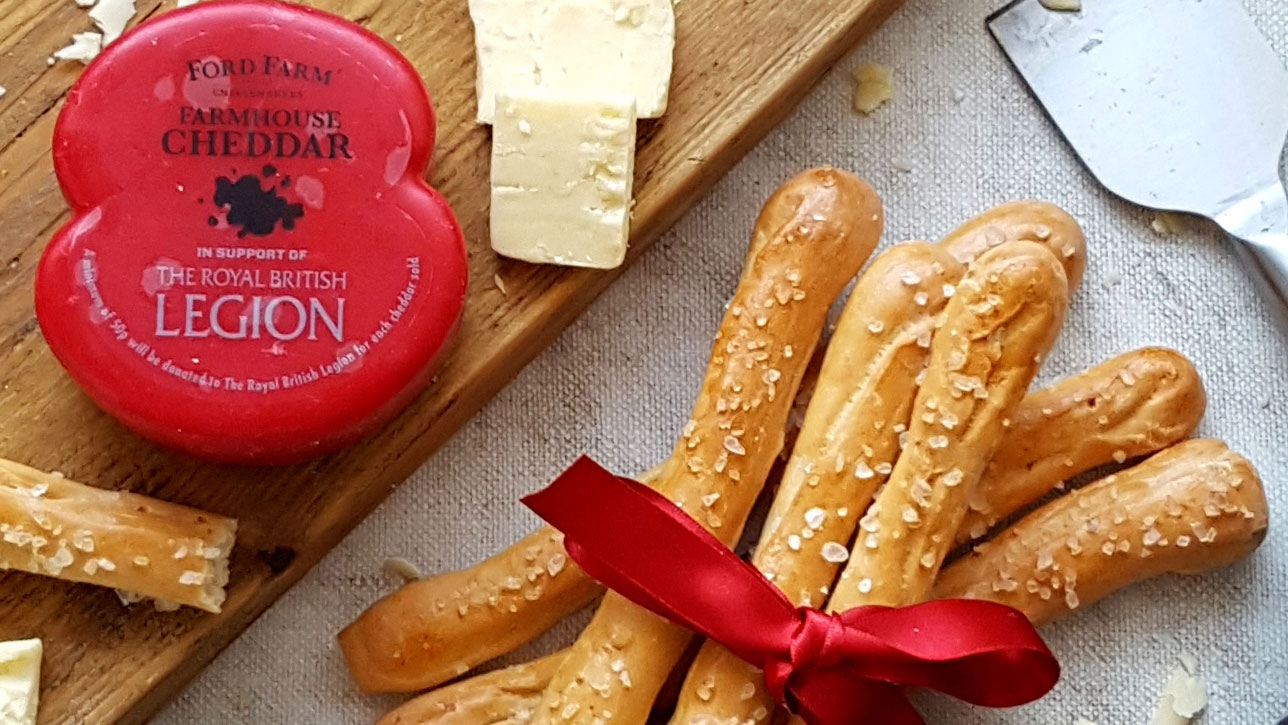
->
37, 1, 467, 463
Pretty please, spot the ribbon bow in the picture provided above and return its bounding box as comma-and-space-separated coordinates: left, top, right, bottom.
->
523, 457, 1060, 725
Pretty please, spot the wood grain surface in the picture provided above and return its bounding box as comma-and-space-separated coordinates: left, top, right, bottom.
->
0, 0, 901, 722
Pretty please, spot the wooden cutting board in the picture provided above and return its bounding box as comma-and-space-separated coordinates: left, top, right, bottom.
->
0, 0, 901, 722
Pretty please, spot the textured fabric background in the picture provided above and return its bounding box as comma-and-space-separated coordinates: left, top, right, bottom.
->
157, 1, 1288, 722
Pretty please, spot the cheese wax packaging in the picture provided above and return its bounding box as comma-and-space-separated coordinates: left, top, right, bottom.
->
36, 1, 468, 464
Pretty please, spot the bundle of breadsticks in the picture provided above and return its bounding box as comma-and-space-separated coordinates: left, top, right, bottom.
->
339, 169, 1269, 725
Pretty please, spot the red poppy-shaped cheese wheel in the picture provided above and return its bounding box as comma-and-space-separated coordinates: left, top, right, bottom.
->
36, 0, 468, 464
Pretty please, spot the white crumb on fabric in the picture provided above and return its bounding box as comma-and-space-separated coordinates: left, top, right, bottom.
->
851, 63, 894, 115
1151, 212, 1187, 236
89, 0, 137, 45
53, 32, 104, 63
1101, 270, 1122, 288
1149, 656, 1208, 724
493, 273, 508, 296
952, 88, 966, 104
892, 158, 913, 173
381, 557, 423, 583
0, 87, 6, 100
1039, 0, 1081, 10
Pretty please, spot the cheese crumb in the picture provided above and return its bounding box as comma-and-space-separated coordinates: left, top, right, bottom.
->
1150, 656, 1207, 724
0, 87, 6, 100
1151, 212, 1187, 236
381, 557, 423, 584
851, 63, 894, 115
53, 32, 104, 63
1039, 0, 1081, 10
89, 0, 136, 46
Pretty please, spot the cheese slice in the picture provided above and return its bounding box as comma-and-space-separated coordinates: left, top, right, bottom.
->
491, 90, 636, 268
468, 0, 675, 124
0, 639, 41, 725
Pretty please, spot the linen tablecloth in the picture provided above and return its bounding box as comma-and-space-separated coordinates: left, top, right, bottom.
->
158, 0, 1288, 722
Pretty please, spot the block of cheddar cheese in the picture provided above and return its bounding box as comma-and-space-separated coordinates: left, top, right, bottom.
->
490, 91, 637, 268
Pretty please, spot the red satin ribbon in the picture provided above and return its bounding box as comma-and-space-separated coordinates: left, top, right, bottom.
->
523, 456, 1060, 725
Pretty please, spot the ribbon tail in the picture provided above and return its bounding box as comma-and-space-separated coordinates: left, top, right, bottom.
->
791, 670, 923, 725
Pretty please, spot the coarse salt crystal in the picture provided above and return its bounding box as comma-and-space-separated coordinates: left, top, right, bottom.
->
804, 507, 826, 529
821, 542, 849, 563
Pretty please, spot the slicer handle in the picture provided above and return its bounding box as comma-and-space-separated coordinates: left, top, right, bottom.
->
1230, 238, 1288, 322
1214, 181, 1288, 331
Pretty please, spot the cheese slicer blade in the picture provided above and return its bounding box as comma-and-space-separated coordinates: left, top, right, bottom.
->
988, 0, 1288, 325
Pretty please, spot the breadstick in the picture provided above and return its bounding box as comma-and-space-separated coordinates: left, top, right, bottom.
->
529, 168, 883, 725
938, 200, 1086, 291
340, 466, 660, 693
935, 439, 1268, 626
959, 347, 1205, 544
376, 651, 567, 725
341, 200, 1088, 694
0, 459, 236, 613
374, 440, 1266, 725
829, 240, 1069, 611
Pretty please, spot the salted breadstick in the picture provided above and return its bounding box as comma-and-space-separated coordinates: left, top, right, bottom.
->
959, 347, 1205, 544
935, 439, 1268, 626
528, 168, 882, 725
377, 440, 1267, 725
0, 459, 236, 613
340, 466, 660, 693
829, 241, 1069, 611
341, 201, 1089, 694
376, 651, 567, 725
938, 200, 1086, 291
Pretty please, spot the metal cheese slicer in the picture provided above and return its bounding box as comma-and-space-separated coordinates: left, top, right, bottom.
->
988, 0, 1288, 323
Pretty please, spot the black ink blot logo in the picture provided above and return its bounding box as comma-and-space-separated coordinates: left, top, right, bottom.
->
211, 165, 304, 238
